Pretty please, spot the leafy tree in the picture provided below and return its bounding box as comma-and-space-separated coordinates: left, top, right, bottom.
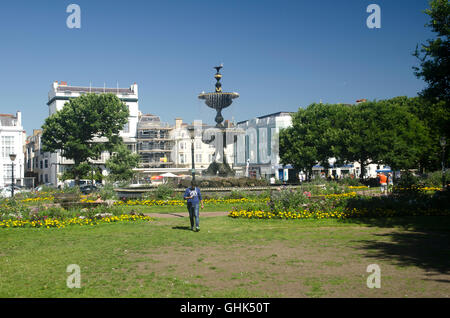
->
413, 0, 450, 102
337, 102, 382, 180
383, 96, 447, 171
279, 103, 351, 178
375, 100, 430, 171
60, 163, 103, 183
280, 100, 430, 180
42, 93, 129, 184
105, 143, 140, 182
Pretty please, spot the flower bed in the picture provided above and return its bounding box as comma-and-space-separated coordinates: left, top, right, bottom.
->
227, 188, 449, 220
0, 214, 153, 229
228, 205, 449, 220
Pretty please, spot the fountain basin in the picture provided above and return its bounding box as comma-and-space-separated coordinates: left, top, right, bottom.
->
198, 92, 239, 110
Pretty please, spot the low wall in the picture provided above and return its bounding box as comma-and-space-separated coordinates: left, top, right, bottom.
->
114, 185, 303, 199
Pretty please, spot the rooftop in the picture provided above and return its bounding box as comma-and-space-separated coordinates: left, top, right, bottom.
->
0, 114, 19, 127
237, 111, 293, 125
56, 86, 134, 94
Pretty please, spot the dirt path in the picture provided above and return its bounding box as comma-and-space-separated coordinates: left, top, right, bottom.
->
144, 211, 229, 218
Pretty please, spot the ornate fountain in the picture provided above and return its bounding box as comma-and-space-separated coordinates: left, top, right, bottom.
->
198, 65, 239, 128
198, 65, 239, 176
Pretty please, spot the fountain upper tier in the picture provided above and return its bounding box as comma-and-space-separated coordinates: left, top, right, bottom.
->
198, 92, 240, 110
198, 65, 239, 127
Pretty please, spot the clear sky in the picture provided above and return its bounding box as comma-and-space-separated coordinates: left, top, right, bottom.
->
0, 0, 434, 135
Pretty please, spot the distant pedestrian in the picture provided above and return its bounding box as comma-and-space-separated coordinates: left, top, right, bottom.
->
387, 172, 394, 193
270, 176, 276, 185
183, 181, 203, 232
377, 172, 388, 194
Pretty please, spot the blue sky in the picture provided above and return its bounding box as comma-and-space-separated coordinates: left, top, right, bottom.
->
0, 0, 434, 135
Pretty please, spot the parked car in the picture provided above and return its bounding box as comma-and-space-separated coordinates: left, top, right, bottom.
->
34, 183, 56, 192
79, 185, 98, 195
0, 185, 23, 198
63, 179, 94, 188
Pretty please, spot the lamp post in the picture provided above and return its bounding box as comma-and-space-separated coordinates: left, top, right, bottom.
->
9, 153, 17, 198
440, 137, 447, 189
188, 127, 196, 182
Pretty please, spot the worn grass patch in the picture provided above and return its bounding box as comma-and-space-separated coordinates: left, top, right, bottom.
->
0, 216, 449, 297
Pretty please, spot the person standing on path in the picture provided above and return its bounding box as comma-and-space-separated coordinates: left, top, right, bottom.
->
183, 181, 203, 232
377, 172, 388, 194
387, 172, 394, 193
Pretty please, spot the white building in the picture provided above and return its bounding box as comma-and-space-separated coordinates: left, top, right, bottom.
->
0, 112, 25, 187
170, 118, 220, 172
234, 112, 293, 180
46, 81, 140, 186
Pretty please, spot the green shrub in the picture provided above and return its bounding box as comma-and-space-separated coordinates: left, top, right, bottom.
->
339, 177, 363, 187
153, 184, 176, 200
99, 184, 118, 200
421, 171, 450, 187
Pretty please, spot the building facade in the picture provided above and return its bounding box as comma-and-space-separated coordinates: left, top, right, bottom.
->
0, 112, 25, 187
234, 112, 293, 180
24, 129, 48, 188
137, 114, 174, 168
45, 81, 140, 186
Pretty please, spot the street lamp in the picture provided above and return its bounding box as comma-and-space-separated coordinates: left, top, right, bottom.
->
440, 137, 447, 189
188, 126, 196, 182
9, 153, 17, 198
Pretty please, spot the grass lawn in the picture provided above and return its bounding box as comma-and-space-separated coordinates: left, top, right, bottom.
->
0, 215, 449, 298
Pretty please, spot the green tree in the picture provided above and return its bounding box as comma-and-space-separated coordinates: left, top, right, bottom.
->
42, 93, 129, 185
280, 100, 430, 181
105, 144, 140, 182
375, 100, 430, 171
60, 163, 103, 183
383, 96, 447, 171
279, 103, 351, 178
413, 0, 450, 102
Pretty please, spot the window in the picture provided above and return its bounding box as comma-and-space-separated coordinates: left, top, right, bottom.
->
1, 136, 14, 158
123, 121, 130, 133
179, 154, 185, 164
44, 160, 48, 169
3, 164, 12, 180
195, 154, 202, 163
179, 142, 185, 150
45, 174, 49, 183
195, 140, 202, 150
40, 161, 43, 169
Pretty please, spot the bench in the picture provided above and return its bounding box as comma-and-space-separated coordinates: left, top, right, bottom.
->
53, 193, 81, 210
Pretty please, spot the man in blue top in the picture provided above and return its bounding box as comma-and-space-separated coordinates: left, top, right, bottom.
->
183, 181, 203, 232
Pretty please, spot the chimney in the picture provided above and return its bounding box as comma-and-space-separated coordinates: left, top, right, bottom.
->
16, 111, 22, 126
175, 118, 182, 129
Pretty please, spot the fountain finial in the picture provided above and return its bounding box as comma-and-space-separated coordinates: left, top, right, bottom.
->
214, 65, 223, 92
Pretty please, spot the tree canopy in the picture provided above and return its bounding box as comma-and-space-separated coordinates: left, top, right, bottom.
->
42, 93, 129, 183
413, 0, 450, 102
280, 98, 432, 178
105, 144, 140, 182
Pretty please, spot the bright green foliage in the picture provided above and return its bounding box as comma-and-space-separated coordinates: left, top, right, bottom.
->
279, 103, 349, 176
280, 98, 431, 177
413, 0, 450, 102
105, 144, 140, 182
42, 93, 129, 183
